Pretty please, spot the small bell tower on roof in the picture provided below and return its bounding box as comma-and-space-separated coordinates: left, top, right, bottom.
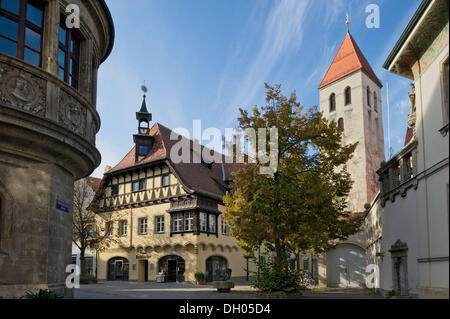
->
133, 84, 154, 162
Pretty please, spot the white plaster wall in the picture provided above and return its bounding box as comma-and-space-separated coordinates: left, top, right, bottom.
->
414, 47, 449, 172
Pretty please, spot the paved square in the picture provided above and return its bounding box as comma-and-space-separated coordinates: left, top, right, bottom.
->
74, 281, 383, 299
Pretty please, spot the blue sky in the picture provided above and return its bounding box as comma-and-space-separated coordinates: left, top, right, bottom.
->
92, 0, 423, 177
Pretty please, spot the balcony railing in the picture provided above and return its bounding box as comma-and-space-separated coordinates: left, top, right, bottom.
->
377, 140, 418, 206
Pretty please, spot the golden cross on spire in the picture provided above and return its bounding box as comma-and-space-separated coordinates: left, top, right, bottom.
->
346, 12, 350, 34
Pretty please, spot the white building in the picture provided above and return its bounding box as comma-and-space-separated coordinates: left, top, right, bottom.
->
365, 0, 449, 298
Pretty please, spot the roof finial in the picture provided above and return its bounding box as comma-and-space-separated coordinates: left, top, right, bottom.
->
346, 12, 350, 34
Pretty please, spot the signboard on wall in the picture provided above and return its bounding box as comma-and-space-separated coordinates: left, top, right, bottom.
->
56, 200, 69, 213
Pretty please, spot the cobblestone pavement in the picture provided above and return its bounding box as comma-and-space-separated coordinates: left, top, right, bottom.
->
74, 281, 383, 299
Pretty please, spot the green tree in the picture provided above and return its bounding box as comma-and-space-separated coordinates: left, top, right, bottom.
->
223, 83, 362, 273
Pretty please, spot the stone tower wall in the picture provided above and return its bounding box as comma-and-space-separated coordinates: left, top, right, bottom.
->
319, 70, 385, 212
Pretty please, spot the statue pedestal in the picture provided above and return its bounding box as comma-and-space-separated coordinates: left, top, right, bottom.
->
213, 281, 235, 293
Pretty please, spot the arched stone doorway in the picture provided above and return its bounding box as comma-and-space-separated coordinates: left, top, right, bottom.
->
158, 255, 185, 282
107, 257, 129, 281
206, 256, 228, 282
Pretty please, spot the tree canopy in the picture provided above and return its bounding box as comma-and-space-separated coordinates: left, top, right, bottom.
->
223, 83, 362, 268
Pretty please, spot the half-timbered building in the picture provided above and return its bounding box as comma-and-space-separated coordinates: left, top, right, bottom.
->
94, 96, 251, 283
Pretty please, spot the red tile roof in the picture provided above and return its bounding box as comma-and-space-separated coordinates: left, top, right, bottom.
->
404, 127, 414, 146
107, 123, 242, 199
318, 33, 382, 89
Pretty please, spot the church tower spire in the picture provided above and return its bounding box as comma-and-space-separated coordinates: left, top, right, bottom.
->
318, 33, 385, 212
133, 85, 154, 162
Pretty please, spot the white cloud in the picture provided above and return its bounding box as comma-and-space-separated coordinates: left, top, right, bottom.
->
211, 0, 310, 128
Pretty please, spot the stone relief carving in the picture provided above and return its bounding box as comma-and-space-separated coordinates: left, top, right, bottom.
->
88, 119, 96, 144
0, 63, 46, 117
59, 90, 87, 137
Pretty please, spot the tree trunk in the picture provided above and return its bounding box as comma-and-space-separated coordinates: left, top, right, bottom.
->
274, 238, 282, 272
80, 248, 86, 276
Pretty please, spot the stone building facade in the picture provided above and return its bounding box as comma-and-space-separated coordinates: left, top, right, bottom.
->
0, 0, 114, 298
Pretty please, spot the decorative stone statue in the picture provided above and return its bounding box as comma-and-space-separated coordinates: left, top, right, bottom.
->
408, 83, 416, 114
408, 83, 416, 136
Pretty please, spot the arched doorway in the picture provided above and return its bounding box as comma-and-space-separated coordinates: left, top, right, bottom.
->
206, 256, 228, 282
158, 255, 185, 282
107, 257, 129, 281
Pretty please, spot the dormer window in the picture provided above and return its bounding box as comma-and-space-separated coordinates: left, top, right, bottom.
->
0, 0, 44, 67
139, 145, 148, 156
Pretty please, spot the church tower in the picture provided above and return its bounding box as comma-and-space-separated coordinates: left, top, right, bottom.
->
318, 30, 385, 213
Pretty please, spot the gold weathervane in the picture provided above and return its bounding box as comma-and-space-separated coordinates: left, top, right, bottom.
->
346, 12, 350, 34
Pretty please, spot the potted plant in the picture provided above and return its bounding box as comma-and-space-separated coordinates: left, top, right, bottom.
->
194, 272, 205, 285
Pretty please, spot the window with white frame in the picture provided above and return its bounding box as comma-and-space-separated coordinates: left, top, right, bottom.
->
221, 216, 230, 235
162, 174, 170, 187
139, 179, 146, 191
303, 257, 309, 272
184, 212, 194, 231
155, 216, 164, 233
199, 212, 207, 232
208, 214, 216, 233
172, 213, 183, 232
119, 220, 127, 237
138, 217, 147, 235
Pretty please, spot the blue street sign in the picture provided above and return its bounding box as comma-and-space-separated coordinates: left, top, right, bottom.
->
56, 200, 69, 213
